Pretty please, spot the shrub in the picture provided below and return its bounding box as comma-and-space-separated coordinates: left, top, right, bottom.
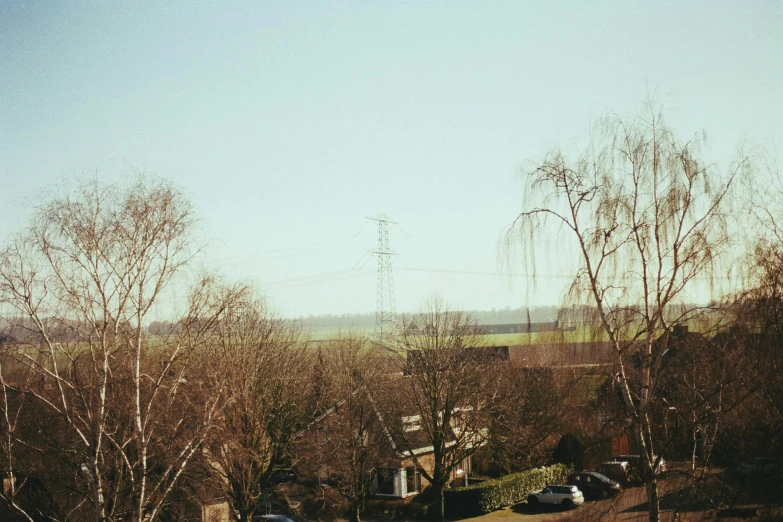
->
552, 432, 586, 470
300, 485, 347, 522
365, 497, 431, 519
444, 463, 571, 517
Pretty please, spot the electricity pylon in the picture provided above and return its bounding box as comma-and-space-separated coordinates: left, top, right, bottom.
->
367, 214, 398, 342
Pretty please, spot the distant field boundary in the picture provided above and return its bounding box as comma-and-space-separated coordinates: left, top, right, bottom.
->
304, 326, 605, 346
507, 341, 615, 366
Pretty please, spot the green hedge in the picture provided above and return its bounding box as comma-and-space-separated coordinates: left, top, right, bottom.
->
444, 464, 572, 518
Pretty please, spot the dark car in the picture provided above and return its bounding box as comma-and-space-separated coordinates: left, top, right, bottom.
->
567, 471, 621, 499
737, 457, 780, 480
612, 454, 666, 484
596, 461, 631, 486
266, 469, 297, 486
615, 454, 666, 472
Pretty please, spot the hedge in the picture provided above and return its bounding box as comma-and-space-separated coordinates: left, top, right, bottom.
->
443, 464, 572, 518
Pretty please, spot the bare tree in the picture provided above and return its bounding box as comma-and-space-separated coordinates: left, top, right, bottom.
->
388, 297, 500, 522
505, 105, 751, 521
0, 176, 229, 521
486, 366, 572, 473
198, 283, 308, 521
299, 336, 394, 522
720, 209, 783, 469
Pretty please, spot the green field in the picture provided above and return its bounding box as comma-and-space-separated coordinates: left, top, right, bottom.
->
304, 327, 604, 345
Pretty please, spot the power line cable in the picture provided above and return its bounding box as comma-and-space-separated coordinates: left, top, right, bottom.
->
264, 269, 373, 291
264, 268, 367, 287
353, 252, 374, 271
220, 242, 362, 266
211, 236, 362, 264
396, 255, 416, 270
397, 266, 573, 279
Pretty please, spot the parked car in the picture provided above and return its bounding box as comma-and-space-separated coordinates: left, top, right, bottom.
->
614, 454, 667, 474
253, 515, 296, 522
527, 484, 584, 509
737, 457, 780, 480
597, 461, 631, 486
567, 471, 621, 499
266, 468, 297, 486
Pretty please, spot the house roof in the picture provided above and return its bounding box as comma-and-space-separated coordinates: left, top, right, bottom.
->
295, 374, 480, 464
295, 375, 486, 468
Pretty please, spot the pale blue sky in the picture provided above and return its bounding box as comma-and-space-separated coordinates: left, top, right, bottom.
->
1, 1, 781, 318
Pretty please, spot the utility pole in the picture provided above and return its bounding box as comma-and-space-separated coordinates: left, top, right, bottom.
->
367, 214, 398, 342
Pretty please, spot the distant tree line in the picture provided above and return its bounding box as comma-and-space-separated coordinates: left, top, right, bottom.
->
294, 306, 560, 330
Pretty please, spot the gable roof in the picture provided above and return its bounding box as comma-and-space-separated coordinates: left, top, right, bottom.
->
295, 375, 476, 461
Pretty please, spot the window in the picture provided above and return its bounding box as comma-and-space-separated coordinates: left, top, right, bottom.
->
402, 415, 421, 432
375, 468, 396, 495
451, 414, 464, 435
405, 467, 421, 495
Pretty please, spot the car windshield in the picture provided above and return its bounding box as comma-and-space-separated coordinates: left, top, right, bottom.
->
591, 472, 613, 483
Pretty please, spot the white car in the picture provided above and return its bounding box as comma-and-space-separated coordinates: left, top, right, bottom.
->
253, 516, 296, 522
527, 484, 584, 509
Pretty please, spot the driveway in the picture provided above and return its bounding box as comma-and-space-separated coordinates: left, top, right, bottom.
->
468, 472, 782, 522
467, 486, 650, 522
358, 467, 782, 522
